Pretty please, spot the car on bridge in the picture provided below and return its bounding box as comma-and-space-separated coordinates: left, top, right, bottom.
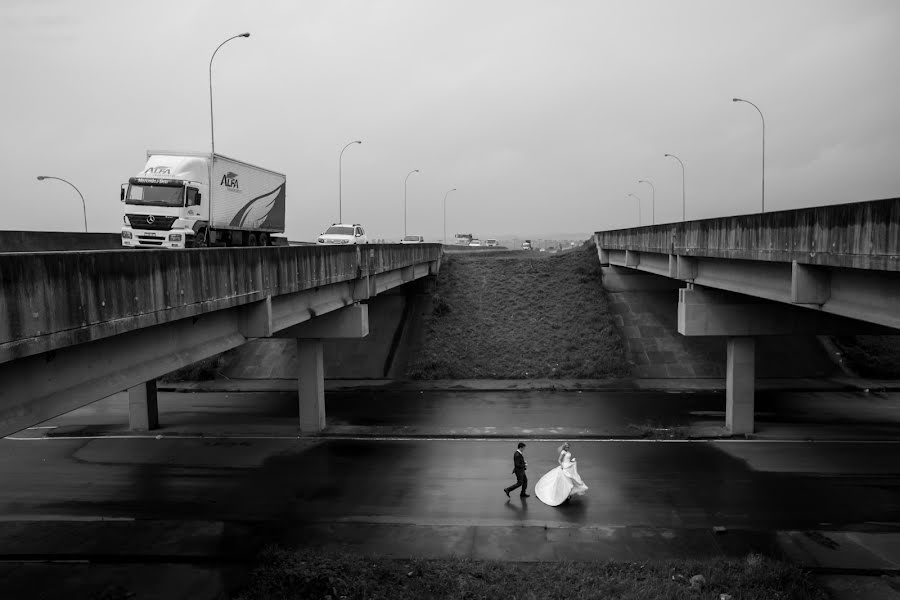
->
317, 223, 368, 245
400, 235, 425, 244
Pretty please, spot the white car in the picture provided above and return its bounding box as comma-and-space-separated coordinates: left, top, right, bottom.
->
468, 239, 482, 247
317, 223, 368, 245
400, 235, 425, 244
485, 239, 498, 247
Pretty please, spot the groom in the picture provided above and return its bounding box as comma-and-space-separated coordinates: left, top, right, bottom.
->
504, 442, 529, 498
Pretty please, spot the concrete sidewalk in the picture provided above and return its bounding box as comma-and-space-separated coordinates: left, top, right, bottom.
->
117, 376, 900, 444
161, 375, 900, 394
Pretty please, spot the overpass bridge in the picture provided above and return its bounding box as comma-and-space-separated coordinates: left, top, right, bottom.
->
595, 196, 900, 434
0, 244, 441, 438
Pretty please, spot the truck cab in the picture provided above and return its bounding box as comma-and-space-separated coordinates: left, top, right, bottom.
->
121, 154, 209, 249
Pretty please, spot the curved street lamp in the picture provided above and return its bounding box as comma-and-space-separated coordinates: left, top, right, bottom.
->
443, 188, 457, 245
338, 140, 362, 223
638, 179, 655, 225
732, 97, 766, 213
627, 193, 642, 226
36, 176, 87, 232
404, 169, 419, 237
664, 153, 686, 221
209, 32, 250, 155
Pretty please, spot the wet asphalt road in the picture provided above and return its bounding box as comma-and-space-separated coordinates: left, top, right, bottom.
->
3, 403, 900, 531
4, 388, 900, 598
3, 435, 900, 530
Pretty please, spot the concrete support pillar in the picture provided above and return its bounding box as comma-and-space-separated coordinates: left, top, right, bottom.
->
297, 338, 326, 433
726, 337, 755, 434
128, 380, 159, 431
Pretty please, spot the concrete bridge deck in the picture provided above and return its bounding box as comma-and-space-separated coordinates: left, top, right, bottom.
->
594, 197, 900, 434
0, 244, 442, 437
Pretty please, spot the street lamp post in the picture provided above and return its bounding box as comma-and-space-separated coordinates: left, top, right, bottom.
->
732, 97, 766, 213
443, 188, 457, 245
209, 32, 250, 156
638, 179, 655, 225
36, 176, 87, 232
627, 193, 642, 226
338, 140, 362, 223
403, 169, 419, 237
664, 153, 686, 221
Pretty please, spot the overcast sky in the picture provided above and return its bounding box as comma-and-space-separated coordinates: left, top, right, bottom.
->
2, 0, 898, 242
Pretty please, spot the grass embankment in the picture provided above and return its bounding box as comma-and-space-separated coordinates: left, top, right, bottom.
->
234, 548, 826, 600
405, 244, 629, 379
833, 335, 900, 378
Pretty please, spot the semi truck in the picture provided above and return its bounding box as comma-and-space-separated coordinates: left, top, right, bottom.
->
121, 150, 286, 248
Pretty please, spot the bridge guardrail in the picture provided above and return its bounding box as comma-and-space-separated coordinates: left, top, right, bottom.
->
595, 197, 900, 271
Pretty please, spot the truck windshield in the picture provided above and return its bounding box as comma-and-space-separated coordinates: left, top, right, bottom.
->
125, 185, 184, 207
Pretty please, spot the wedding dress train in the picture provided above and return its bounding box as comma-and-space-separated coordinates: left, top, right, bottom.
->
535, 450, 589, 506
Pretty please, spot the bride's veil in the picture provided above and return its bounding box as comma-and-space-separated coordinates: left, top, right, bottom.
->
557, 443, 567, 454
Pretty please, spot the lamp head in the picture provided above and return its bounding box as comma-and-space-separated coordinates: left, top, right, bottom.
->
240, 32, 250, 38
355, 140, 362, 144
732, 97, 741, 102
36, 176, 46, 181
664, 154, 671, 157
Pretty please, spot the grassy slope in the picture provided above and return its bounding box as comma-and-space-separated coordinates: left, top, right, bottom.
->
405, 244, 629, 379
832, 335, 900, 378
234, 548, 827, 600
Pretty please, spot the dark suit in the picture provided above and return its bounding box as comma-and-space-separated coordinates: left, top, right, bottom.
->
505, 450, 528, 496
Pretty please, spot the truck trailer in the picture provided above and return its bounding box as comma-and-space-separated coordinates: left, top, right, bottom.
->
121, 150, 286, 248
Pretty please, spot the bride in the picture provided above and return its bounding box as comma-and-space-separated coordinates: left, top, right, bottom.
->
535, 442, 589, 506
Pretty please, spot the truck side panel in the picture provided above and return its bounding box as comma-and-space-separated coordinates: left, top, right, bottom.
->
210, 155, 286, 232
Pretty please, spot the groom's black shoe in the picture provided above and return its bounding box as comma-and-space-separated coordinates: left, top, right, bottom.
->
520, 493, 530, 498
504, 488, 510, 498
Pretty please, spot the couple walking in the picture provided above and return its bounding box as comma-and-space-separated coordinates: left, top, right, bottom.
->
503, 442, 589, 506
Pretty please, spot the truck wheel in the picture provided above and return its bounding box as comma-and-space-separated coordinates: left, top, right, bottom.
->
260, 233, 269, 247
247, 233, 258, 247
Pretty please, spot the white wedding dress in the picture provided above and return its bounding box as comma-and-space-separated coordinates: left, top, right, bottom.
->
535, 450, 589, 506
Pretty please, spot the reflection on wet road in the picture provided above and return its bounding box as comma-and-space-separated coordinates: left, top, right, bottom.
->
3, 435, 900, 532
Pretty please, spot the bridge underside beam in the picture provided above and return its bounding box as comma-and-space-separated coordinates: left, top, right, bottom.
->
677, 285, 890, 336
0, 307, 248, 438
676, 284, 888, 435
600, 266, 683, 292
275, 303, 369, 339
600, 248, 900, 331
